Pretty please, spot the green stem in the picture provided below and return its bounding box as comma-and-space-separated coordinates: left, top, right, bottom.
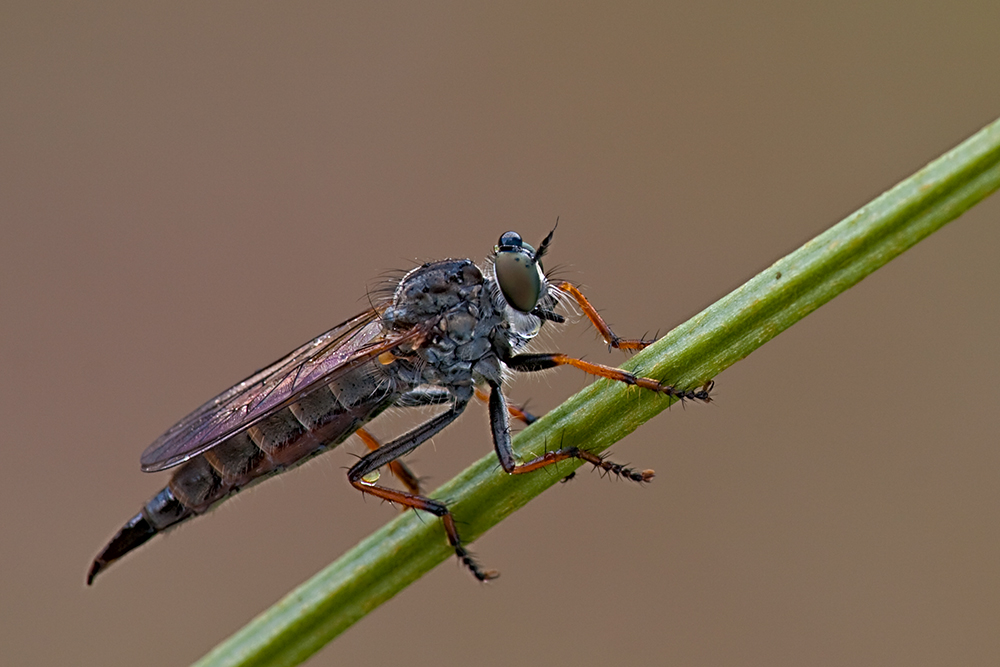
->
194, 116, 1000, 667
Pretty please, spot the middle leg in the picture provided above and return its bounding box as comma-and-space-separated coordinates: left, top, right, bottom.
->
486, 381, 656, 483
505, 352, 714, 402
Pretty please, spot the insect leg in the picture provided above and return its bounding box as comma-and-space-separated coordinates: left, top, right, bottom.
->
347, 400, 498, 581
552, 281, 656, 351
487, 382, 654, 482
359, 387, 498, 495
364, 386, 473, 492
475, 386, 539, 424
505, 352, 714, 403
360, 387, 468, 493
355, 429, 422, 495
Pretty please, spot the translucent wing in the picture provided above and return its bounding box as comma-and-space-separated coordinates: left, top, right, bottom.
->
140, 309, 419, 472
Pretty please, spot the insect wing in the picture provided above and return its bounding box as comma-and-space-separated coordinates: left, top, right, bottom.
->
140, 310, 408, 472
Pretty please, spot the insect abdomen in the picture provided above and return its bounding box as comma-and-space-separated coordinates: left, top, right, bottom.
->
88, 370, 398, 584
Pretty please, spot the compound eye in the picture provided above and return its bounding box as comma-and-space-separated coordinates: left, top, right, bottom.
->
497, 231, 522, 249
495, 242, 543, 313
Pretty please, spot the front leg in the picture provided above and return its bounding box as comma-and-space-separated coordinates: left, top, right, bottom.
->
552, 281, 656, 351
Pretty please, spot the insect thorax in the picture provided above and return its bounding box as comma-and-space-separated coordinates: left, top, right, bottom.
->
381, 258, 544, 395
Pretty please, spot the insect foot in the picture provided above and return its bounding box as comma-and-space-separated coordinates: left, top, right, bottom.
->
442, 515, 499, 581
569, 448, 656, 483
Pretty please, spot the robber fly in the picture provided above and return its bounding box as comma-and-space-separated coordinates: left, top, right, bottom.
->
87, 227, 713, 584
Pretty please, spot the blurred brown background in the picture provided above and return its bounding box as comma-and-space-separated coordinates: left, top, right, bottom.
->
3, 3, 999, 666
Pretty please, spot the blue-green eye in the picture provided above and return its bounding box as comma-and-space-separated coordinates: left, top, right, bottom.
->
494, 230, 543, 313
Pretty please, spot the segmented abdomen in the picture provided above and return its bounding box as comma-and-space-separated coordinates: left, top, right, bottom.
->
88, 364, 399, 583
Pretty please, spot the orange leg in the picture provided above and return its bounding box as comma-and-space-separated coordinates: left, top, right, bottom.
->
506, 352, 714, 402
508, 445, 655, 483
553, 281, 655, 351
347, 477, 498, 581
489, 353, 712, 484
485, 380, 663, 485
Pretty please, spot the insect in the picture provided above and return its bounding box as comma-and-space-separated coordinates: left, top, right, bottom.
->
87, 227, 713, 584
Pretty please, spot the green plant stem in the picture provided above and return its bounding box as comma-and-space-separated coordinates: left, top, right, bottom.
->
194, 116, 1000, 667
